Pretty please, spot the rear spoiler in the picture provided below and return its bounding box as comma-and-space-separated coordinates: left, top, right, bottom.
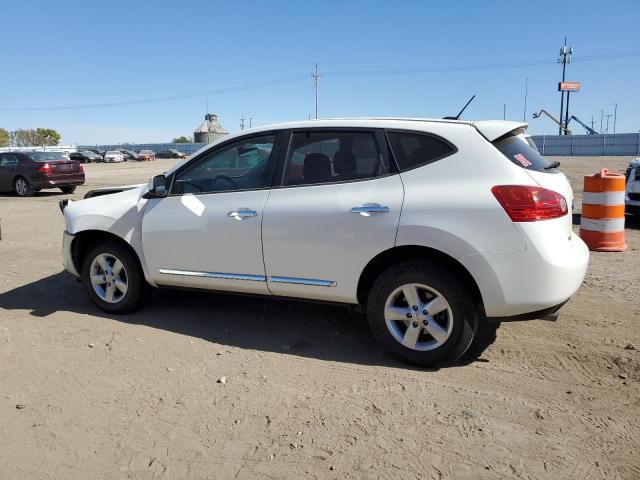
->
473, 120, 528, 142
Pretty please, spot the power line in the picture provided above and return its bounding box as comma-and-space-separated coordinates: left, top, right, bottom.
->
0, 74, 308, 111
2, 51, 638, 112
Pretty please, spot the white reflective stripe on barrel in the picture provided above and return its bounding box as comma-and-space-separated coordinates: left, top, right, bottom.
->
582, 191, 626, 206
580, 217, 626, 232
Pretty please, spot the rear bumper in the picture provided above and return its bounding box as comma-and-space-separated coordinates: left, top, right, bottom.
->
32, 173, 85, 189
460, 225, 589, 318
62, 230, 79, 277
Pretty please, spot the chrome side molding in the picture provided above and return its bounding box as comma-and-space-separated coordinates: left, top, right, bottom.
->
158, 269, 266, 282
269, 276, 336, 287
158, 269, 336, 287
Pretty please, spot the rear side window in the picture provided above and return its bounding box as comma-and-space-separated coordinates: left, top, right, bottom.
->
387, 131, 456, 172
493, 134, 556, 172
284, 131, 386, 186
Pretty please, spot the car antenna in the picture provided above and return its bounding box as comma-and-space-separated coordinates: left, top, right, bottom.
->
443, 94, 476, 120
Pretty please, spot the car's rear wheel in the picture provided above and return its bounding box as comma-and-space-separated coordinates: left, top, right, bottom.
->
14, 177, 33, 197
367, 262, 478, 367
60, 186, 76, 194
81, 241, 145, 313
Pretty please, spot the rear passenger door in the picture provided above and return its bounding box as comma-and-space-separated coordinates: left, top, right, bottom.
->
261, 129, 404, 303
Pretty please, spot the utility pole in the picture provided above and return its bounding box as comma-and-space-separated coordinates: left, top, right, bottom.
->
590, 115, 595, 131
605, 114, 613, 134
522, 77, 528, 122
557, 38, 573, 135
240, 114, 245, 130
613, 103, 617, 134
503, 103, 506, 120
312, 63, 320, 119
600, 109, 604, 134
249, 117, 252, 128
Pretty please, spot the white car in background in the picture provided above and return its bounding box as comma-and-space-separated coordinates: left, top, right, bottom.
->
103, 150, 125, 163
59, 118, 589, 366
625, 157, 640, 214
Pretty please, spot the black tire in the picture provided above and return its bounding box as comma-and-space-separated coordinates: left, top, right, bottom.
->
366, 262, 478, 367
59, 186, 76, 194
14, 176, 33, 197
81, 240, 145, 314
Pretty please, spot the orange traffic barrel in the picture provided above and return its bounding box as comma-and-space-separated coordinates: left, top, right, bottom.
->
579, 168, 627, 252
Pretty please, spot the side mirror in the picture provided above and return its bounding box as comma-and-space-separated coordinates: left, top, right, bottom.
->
144, 174, 168, 198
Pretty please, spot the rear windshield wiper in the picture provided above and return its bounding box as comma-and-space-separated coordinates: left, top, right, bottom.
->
545, 160, 561, 170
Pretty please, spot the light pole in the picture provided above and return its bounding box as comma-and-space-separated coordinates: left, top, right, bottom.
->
613, 103, 617, 134
600, 109, 604, 134
558, 38, 573, 135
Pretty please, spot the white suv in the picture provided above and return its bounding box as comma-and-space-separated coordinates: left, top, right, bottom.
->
60, 118, 589, 366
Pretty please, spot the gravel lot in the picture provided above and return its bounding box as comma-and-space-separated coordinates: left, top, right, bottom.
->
0, 157, 638, 479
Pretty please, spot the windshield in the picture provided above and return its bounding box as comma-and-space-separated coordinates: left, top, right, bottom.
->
493, 133, 557, 172
140, 150, 153, 154
106, 151, 120, 155
25, 151, 65, 162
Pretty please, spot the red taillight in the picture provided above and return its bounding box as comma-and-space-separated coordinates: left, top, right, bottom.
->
491, 185, 568, 222
78, 163, 84, 173
38, 163, 52, 175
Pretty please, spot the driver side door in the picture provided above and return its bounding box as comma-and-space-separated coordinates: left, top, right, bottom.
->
141, 132, 282, 294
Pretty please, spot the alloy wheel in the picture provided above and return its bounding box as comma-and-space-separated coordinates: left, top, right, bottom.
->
15, 178, 28, 196
89, 253, 128, 304
383, 283, 454, 351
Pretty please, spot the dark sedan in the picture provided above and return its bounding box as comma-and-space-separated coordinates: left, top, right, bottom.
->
157, 149, 187, 159
70, 150, 103, 163
0, 151, 85, 196
120, 150, 138, 161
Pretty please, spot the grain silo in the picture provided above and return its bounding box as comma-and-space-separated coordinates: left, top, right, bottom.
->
194, 114, 228, 144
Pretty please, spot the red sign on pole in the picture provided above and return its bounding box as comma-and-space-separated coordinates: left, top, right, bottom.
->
558, 81, 580, 92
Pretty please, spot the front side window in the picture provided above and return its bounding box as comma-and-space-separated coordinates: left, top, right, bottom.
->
387, 131, 456, 172
284, 131, 385, 186
171, 134, 276, 194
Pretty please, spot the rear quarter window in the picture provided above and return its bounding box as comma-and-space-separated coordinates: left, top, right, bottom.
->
387, 131, 457, 172
493, 134, 557, 172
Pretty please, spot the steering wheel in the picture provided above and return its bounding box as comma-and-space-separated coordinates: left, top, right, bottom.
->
212, 174, 239, 189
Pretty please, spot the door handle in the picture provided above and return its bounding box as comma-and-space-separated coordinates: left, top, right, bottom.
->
351, 204, 390, 216
228, 208, 258, 220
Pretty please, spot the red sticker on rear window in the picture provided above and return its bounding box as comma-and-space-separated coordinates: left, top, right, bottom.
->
514, 153, 532, 167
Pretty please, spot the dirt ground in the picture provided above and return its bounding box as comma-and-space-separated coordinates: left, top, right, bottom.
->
0, 156, 638, 479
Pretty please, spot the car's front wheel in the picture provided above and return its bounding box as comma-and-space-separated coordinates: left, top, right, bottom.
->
81, 240, 145, 313
367, 262, 478, 367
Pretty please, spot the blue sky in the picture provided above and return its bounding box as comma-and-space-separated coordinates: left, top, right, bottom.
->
1, 0, 639, 144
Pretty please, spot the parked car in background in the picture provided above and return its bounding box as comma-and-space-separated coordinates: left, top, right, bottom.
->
625, 157, 640, 215
59, 118, 589, 366
137, 150, 156, 161
104, 151, 126, 163
120, 150, 138, 161
157, 149, 187, 159
70, 150, 103, 163
0, 151, 84, 196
